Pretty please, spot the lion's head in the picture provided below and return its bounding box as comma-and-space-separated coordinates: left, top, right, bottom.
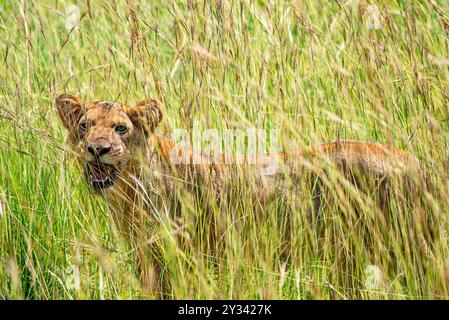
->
56, 94, 162, 190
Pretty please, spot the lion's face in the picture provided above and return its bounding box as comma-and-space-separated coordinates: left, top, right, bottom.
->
56, 94, 162, 190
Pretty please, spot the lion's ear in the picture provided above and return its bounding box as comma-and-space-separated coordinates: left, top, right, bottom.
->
55, 94, 85, 143
128, 99, 163, 136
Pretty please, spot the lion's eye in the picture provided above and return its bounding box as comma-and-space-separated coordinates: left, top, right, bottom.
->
115, 125, 128, 134
79, 121, 91, 132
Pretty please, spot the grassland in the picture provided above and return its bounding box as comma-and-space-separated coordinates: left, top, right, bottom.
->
0, 0, 449, 299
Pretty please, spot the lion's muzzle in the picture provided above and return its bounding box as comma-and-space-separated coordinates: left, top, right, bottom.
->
84, 162, 119, 189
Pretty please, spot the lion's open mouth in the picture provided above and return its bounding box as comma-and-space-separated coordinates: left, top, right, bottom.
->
84, 162, 119, 189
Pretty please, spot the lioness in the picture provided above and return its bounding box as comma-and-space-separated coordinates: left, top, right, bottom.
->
55, 93, 422, 297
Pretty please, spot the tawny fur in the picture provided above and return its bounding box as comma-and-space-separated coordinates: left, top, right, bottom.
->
56, 94, 422, 297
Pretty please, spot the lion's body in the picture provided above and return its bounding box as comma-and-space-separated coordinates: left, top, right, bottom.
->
145, 135, 421, 201
56, 94, 423, 297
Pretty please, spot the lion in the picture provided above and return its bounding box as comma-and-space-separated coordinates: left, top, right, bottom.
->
55, 93, 424, 297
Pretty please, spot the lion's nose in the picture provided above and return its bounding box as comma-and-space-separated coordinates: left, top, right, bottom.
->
87, 143, 111, 157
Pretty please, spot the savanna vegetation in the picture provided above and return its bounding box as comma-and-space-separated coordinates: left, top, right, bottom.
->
0, 0, 449, 299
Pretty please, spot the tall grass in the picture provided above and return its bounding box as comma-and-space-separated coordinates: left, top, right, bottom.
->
0, 0, 448, 299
